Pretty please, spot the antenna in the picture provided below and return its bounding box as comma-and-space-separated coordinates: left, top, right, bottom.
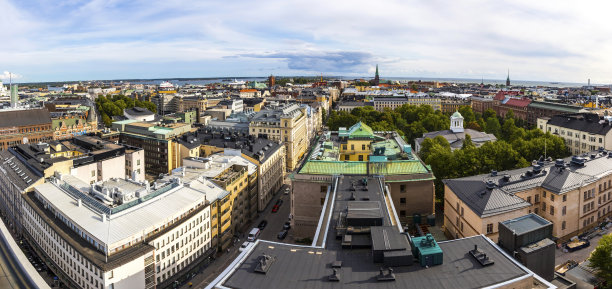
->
544, 138, 547, 160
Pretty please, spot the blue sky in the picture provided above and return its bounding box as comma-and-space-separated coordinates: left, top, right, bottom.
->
2, 0, 612, 83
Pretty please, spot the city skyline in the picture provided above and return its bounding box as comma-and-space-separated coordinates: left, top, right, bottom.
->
2, 0, 612, 83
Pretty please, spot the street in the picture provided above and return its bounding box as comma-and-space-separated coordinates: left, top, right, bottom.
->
180, 180, 294, 289
554, 231, 610, 267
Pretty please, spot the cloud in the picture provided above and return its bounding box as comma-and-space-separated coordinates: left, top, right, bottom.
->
238, 51, 373, 72
0, 71, 23, 81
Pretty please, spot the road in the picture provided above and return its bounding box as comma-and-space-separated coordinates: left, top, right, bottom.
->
180, 182, 294, 289
554, 231, 610, 267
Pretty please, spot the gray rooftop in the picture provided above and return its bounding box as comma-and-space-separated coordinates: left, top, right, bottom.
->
500, 213, 552, 235
215, 176, 541, 289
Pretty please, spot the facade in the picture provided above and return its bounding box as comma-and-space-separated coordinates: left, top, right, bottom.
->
440, 98, 471, 113
0, 108, 54, 150
23, 174, 217, 289
493, 93, 531, 121
527, 101, 584, 126
177, 96, 208, 114
249, 104, 307, 171
123, 107, 156, 122
112, 120, 192, 177
337, 101, 373, 112
208, 175, 554, 289
415, 111, 497, 152
537, 113, 612, 155
293, 122, 435, 238
470, 96, 494, 114
372, 95, 441, 111
444, 153, 612, 243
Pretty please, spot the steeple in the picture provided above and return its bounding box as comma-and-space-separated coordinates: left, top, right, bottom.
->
506, 69, 510, 86
373, 64, 380, 86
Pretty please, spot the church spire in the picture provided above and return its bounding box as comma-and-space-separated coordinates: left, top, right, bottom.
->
373, 64, 380, 86
506, 69, 510, 86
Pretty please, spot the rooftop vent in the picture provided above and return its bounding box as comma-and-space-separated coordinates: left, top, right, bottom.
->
599, 147, 605, 153
490, 170, 497, 177
571, 156, 586, 167
590, 154, 596, 159
377, 267, 396, 282
485, 180, 495, 190
349, 192, 356, 201
502, 174, 510, 182
555, 159, 565, 168
329, 269, 340, 282
254, 254, 275, 274
532, 165, 542, 173
470, 244, 494, 266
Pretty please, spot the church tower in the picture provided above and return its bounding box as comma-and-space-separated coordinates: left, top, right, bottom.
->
374, 64, 380, 86
506, 69, 510, 86
450, 111, 464, 133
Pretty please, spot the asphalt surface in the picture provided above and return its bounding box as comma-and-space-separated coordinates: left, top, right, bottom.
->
554, 230, 611, 266
181, 182, 294, 289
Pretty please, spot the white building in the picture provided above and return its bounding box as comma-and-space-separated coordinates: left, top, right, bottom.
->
22, 173, 223, 289
0, 81, 8, 97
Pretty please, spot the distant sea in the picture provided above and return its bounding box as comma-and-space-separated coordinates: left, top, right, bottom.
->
44, 76, 606, 89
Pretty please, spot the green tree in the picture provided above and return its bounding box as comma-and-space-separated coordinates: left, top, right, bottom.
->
462, 134, 474, 149
458, 106, 475, 123
589, 234, 612, 288
485, 117, 501, 136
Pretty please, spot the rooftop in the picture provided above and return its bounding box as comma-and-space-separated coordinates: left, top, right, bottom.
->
444, 150, 612, 217
0, 108, 51, 128
212, 175, 551, 289
500, 213, 552, 235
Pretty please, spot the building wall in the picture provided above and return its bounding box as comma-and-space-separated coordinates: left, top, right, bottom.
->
537, 117, 612, 155
71, 162, 98, 184
386, 178, 435, 224
98, 155, 125, 181
0, 124, 54, 151
125, 149, 145, 182
104, 254, 147, 289
339, 140, 371, 161
291, 175, 332, 238
257, 146, 286, 211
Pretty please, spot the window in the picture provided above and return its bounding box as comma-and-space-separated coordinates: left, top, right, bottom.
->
543, 191, 546, 198
460, 207, 464, 216
362, 144, 366, 151
551, 194, 554, 201
535, 207, 539, 214
358, 155, 363, 161
562, 206, 566, 216
563, 195, 567, 202
455, 217, 459, 226
400, 210, 406, 217
351, 144, 354, 150
527, 196, 531, 204
460, 222, 464, 232
400, 198, 406, 204
345, 155, 350, 161
542, 202, 546, 211
400, 185, 406, 192
562, 221, 566, 230
550, 206, 554, 215
486, 223, 493, 234
535, 195, 540, 203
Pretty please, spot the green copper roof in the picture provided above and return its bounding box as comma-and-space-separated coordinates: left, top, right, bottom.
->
451, 111, 463, 118
299, 159, 430, 176
348, 121, 374, 139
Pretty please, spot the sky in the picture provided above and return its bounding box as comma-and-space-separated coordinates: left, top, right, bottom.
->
1, 0, 612, 83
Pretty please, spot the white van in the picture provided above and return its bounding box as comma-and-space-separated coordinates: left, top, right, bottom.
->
247, 228, 261, 242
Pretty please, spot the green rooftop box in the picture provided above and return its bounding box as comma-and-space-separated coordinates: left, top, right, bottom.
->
411, 234, 443, 267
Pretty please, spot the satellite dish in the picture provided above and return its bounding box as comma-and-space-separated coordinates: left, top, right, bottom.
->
22, 137, 29, 144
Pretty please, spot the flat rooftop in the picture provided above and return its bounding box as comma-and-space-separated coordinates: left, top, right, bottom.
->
213, 175, 548, 289
34, 174, 221, 247
500, 213, 552, 235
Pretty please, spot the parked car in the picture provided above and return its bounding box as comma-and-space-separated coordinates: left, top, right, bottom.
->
284, 187, 290, 195
283, 221, 291, 230
277, 229, 288, 240
258, 220, 268, 230
272, 205, 279, 213
239, 242, 252, 252
248, 228, 261, 242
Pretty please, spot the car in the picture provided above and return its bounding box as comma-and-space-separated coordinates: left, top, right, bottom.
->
277, 229, 288, 240
283, 221, 291, 230
272, 205, 279, 213
239, 242, 252, 252
247, 228, 261, 242
276, 199, 284, 206
258, 220, 268, 230
284, 187, 290, 195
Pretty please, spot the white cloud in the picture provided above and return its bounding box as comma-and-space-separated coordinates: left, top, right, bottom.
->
0, 71, 22, 81
4, 0, 612, 83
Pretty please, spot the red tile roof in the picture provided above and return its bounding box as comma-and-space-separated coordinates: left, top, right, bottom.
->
505, 98, 532, 108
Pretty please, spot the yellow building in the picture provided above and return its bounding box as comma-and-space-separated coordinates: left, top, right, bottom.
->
338, 122, 375, 161
444, 155, 612, 243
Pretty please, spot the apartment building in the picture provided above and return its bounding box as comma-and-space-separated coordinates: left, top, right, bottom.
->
249, 104, 307, 171
0, 108, 54, 150
470, 96, 494, 114
444, 152, 612, 243
527, 101, 583, 126
22, 173, 218, 289
372, 94, 442, 111
440, 98, 471, 113
537, 113, 612, 155
112, 120, 192, 177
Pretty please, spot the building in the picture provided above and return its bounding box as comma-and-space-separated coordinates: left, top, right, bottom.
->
22, 173, 217, 289
193, 130, 286, 211
444, 152, 612, 243
372, 95, 442, 111
470, 96, 494, 114
527, 101, 584, 126
169, 153, 258, 251
123, 107, 156, 122
493, 92, 531, 121
537, 113, 612, 155
249, 104, 308, 171
337, 101, 373, 112
207, 175, 554, 289
0, 108, 54, 150
293, 122, 435, 238
112, 120, 192, 177
415, 111, 497, 152
440, 98, 471, 113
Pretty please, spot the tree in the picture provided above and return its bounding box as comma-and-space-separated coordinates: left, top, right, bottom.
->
462, 134, 474, 149
589, 234, 612, 288
485, 117, 501, 136
458, 106, 475, 123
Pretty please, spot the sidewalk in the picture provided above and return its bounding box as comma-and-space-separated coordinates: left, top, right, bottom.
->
180, 244, 241, 289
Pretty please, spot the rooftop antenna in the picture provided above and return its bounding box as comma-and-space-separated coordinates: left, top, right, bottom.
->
544, 138, 547, 160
